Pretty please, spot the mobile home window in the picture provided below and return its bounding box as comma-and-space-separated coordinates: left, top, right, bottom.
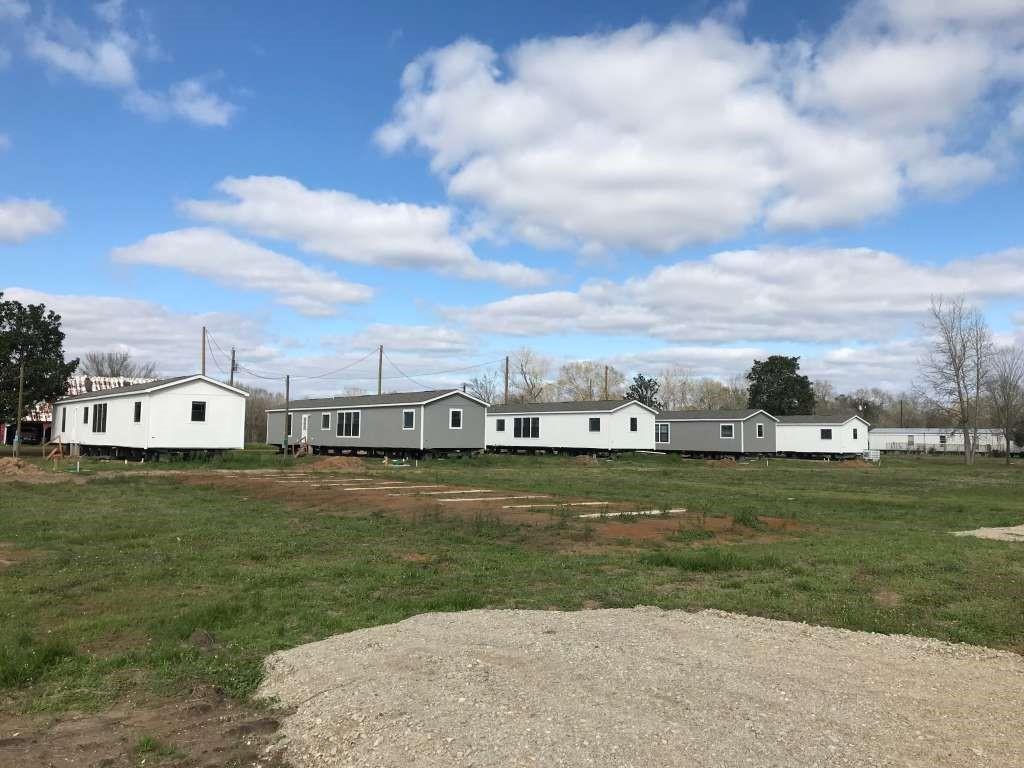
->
655, 423, 669, 443
191, 401, 207, 422
83, 407, 89, 424
321, 412, 331, 430
852, 427, 858, 440
938, 435, 946, 445
756, 423, 764, 438
907, 435, 915, 447
820, 428, 833, 440
495, 418, 505, 432
629, 417, 638, 432
91, 403, 107, 433
403, 409, 415, 430
720, 423, 734, 439
449, 409, 463, 429
337, 410, 360, 437
60, 408, 66, 432
133, 401, 142, 423
287, 414, 293, 436
514, 416, 539, 438
589, 417, 601, 432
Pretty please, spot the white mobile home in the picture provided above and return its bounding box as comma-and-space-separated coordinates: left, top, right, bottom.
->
52, 375, 248, 459
775, 414, 870, 456
486, 400, 657, 453
265, 389, 487, 458
868, 427, 1020, 454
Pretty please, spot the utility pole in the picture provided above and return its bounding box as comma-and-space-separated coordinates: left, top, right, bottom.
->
377, 345, 383, 396
13, 360, 24, 459
201, 326, 207, 376
504, 356, 509, 405
229, 347, 237, 387
603, 365, 609, 400
283, 374, 290, 457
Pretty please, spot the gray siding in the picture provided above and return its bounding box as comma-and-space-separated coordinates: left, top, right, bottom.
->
266, 392, 484, 451
422, 393, 485, 449
656, 418, 775, 454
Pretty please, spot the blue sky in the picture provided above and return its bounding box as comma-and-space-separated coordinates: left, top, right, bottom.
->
3, 0, 1024, 396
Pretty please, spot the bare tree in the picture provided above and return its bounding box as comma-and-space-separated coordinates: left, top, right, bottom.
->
658, 366, 693, 410
80, 351, 158, 379
917, 296, 993, 464
812, 380, 836, 414
987, 344, 1024, 464
240, 385, 285, 444
510, 347, 552, 402
465, 369, 500, 404
556, 361, 624, 400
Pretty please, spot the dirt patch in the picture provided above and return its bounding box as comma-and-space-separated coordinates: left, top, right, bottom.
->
0, 687, 287, 768
573, 455, 599, 466
0, 458, 60, 484
259, 608, 1024, 768
874, 589, 903, 607
705, 458, 738, 468
953, 524, 1024, 542
0, 542, 35, 571
835, 458, 876, 469
311, 456, 368, 472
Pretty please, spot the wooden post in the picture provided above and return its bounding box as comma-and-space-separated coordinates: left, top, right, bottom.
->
13, 360, 24, 459
504, 356, 509, 405
603, 365, 609, 400
284, 374, 290, 456
377, 345, 383, 396
229, 347, 236, 387
201, 326, 207, 376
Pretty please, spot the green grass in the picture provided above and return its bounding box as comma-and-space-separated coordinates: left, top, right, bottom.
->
0, 453, 1022, 715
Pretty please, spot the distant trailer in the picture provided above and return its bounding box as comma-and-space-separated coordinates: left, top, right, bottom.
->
654, 409, 778, 456
868, 427, 1020, 455
52, 374, 248, 460
265, 389, 487, 459
775, 414, 870, 457
486, 399, 657, 454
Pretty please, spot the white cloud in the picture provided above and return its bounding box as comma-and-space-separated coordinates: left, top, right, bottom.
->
378, 2, 1024, 253
124, 78, 237, 127
327, 323, 474, 356
446, 245, 1024, 345
0, 198, 64, 243
23, 3, 237, 127
0, 0, 29, 20
181, 176, 548, 287
111, 227, 373, 317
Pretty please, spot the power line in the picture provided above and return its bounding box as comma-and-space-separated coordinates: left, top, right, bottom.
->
383, 349, 431, 389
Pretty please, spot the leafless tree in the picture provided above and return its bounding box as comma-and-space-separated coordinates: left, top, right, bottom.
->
79, 350, 158, 378
556, 361, 624, 400
465, 369, 501, 404
986, 344, 1024, 464
812, 380, 836, 414
692, 377, 745, 409
658, 366, 693, 410
240, 385, 285, 444
917, 295, 993, 464
510, 347, 552, 402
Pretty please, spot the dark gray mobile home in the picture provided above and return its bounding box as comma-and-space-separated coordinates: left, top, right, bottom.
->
654, 409, 778, 455
266, 389, 487, 457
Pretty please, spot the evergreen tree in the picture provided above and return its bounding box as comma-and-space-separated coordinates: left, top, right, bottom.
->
746, 356, 814, 415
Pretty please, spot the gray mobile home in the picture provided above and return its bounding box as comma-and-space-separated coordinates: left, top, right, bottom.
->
266, 389, 487, 458
654, 409, 778, 455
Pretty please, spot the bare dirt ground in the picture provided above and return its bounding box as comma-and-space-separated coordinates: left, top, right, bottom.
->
0, 686, 287, 768
260, 608, 1024, 768
954, 523, 1024, 541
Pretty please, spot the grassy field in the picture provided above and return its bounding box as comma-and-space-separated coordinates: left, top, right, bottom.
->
1, 453, 1022, 718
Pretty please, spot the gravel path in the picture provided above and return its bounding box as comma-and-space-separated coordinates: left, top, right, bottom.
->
259, 608, 1024, 767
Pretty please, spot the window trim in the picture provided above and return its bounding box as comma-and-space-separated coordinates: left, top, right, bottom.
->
336, 409, 361, 438
513, 416, 540, 439
852, 427, 858, 440
321, 412, 331, 431
449, 408, 463, 430
83, 407, 89, 424
629, 416, 638, 432
133, 401, 142, 424
820, 428, 833, 441
190, 400, 207, 423
655, 422, 670, 444
720, 423, 735, 439
91, 403, 108, 434
402, 409, 416, 430
755, 422, 765, 439
495, 418, 506, 432
588, 417, 601, 433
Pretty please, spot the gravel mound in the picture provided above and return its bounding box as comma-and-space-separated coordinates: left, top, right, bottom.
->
259, 608, 1024, 767
954, 524, 1024, 542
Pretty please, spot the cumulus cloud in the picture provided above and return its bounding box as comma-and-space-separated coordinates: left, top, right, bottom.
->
181, 176, 548, 287
378, 1, 1024, 253
0, 0, 29, 20
446, 246, 1024, 344
111, 227, 373, 317
23, 2, 237, 127
327, 323, 474, 356
0, 198, 64, 243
